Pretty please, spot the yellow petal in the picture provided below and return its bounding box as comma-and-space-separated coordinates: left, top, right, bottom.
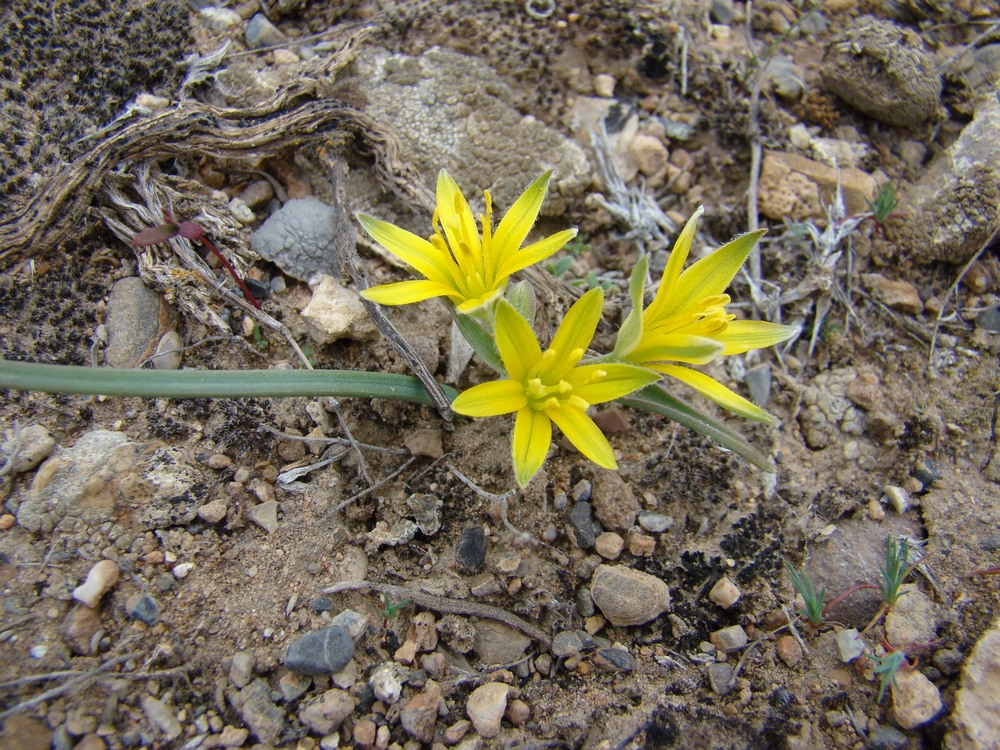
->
494, 301, 542, 382
361, 279, 459, 306
357, 214, 455, 286
497, 228, 577, 278
657, 364, 777, 424
452, 380, 526, 417
567, 364, 660, 405
627, 334, 725, 365
492, 171, 551, 277
548, 406, 617, 469
513, 407, 552, 488
667, 229, 766, 316
717, 320, 798, 355
436, 170, 482, 270
538, 287, 603, 380
646, 206, 704, 322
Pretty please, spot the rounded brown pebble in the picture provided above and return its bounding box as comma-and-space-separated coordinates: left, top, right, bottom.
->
594, 532, 625, 560
0, 514, 15, 530
776, 635, 803, 666
354, 718, 377, 746
506, 699, 530, 725
590, 565, 670, 627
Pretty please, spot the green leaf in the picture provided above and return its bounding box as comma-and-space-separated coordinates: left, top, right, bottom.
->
613, 255, 649, 358
452, 311, 505, 374
619, 383, 774, 471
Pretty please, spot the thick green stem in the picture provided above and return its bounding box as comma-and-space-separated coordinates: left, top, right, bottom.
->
0, 358, 457, 406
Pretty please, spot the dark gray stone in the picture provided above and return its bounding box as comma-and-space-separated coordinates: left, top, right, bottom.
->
572, 479, 592, 503
566, 501, 596, 549
456, 526, 487, 573
710, 0, 735, 25
551, 630, 583, 658
977, 307, 1000, 333
594, 647, 636, 673
251, 198, 349, 283
931, 648, 964, 676
312, 596, 334, 613
745, 365, 773, 408
284, 625, 355, 675
126, 593, 161, 624
244, 13, 286, 49
707, 662, 735, 695
867, 725, 909, 750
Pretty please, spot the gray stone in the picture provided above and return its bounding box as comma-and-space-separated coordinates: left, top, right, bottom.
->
199, 6, 242, 34
0, 424, 55, 475
591, 471, 638, 530
105, 277, 165, 368
248, 501, 279, 534
977, 307, 1000, 334
637, 511, 673, 534
707, 662, 735, 695
572, 479, 592, 502
594, 647, 636, 673
466, 683, 510, 740
141, 696, 182, 741
837, 629, 866, 663
822, 18, 941, 127
745, 365, 772, 409
151, 330, 183, 370
300, 275, 377, 345
299, 689, 354, 735
867, 725, 909, 750
244, 13, 286, 49
400, 680, 441, 743
710, 625, 748, 653
766, 56, 805, 100
566, 501, 596, 549
278, 671, 312, 702
285, 625, 355, 675
230, 651, 255, 689
947, 616, 1000, 750
551, 630, 584, 658
126, 593, 161, 624
251, 198, 350, 284
456, 526, 487, 573
228, 678, 285, 746
473, 620, 531, 664
932, 648, 964, 676
885, 584, 937, 646
710, 0, 735, 24
590, 565, 670, 627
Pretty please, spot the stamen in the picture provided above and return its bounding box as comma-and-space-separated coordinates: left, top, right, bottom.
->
567, 395, 590, 411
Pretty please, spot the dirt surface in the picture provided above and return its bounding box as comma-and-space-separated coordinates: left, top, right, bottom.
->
1, 1, 999, 749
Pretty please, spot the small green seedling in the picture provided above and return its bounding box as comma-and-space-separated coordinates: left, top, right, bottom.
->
878, 536, 909, 607
251, 324, 269, 351
866, 181, 899, 226
379, 592, 410, 629
784, 559, 827, 627
871, 648, 908, 702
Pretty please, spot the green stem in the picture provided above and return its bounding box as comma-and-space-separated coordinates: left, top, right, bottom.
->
0, 358, 457, 406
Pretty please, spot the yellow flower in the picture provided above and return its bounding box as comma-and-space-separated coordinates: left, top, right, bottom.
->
452, 289, 660, 487
619, 207, 797, 424
358, 170, 577, 313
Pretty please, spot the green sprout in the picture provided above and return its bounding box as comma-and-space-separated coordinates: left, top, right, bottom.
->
251, 323, 269, 351
871, 648, 908, 702
865, 182, 898, 225
878, 536, 910, 607
380, 592, 410, 628
784, 559, 827, 627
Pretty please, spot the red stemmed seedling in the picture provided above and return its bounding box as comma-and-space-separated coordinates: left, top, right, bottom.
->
132, 209, 262, 309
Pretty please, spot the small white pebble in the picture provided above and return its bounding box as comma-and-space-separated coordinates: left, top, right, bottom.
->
883, 485, 910, 513
172, 562, 195, 579
29, 645, 48, 659
229, 197, 255, 225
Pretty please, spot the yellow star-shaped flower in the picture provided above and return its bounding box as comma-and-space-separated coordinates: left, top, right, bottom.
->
358, 170, 577, 313
452, 289, 660, 488
618, 207, 797, 424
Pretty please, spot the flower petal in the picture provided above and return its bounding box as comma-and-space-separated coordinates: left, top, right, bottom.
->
360, 279, 458, 306
548, 406, 617, 469
357, 213, 455, 285
628, 334, 725, 365
436, 170, 482, 270
492, 171, 551, 277
657, 364, 777, 424
716, 320, 798, 355
452, 380, 526, 417
645, 206, 704, 321
497, 228, 577, 278
512, 407, 552, 488
667, 229, 766, 316
539, 287, 603, 380
567, 364, 660, 405
494, 301, 542, 382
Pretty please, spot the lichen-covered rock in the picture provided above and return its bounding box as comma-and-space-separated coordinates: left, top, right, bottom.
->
251, 198, 351, 284
118, 445, 211, 529
822, 18, 941, 127
946, 617, 1000, 750
0, 424, 55, 475
758, 151, 876, 222
349, 46, 589, 217
884, 94, 1000, 265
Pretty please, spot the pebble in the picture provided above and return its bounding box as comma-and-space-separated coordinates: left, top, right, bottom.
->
141, 696, 182, 741
443, 719, 472, 745
126, 593, 161, 624
240, 180, 275, 210
590, 565, 670, 627
284, 625, 355, 675
199, 6, 241, 33
591, 472, 639, 530
710, 0, 735, 24
62, 605, 102, 655
466, 683, 511, 739
507, 699, 531, 725
552, 630, 584, 658
593, 73, 616, 97
1, 424, 55, 475
867, 725, 909, 750
198, 499, 228, 524
245, 13, 286, 49
29, 645, 47, 658
211, 726, 249, 747
406, 493, 443, 536
931, 648, 963, 676
868, 498, 886, 521
354, 719, 377, 746
278, 671, 311, 702
885, 584, 936, 646
572, 479, 592, 502
744, 365, 772, 408
299, 689, 355, 735
628, 531, 655, 556
594, 647, 637, 673
0, 514, 14, 531
708, 577, 741, 609
369, 662, 404, 704
104, 278, 165, 368
707, 662, 735, 695
250, 197, 344, 283
229, 651, 255, 688
400, 680, 441, 743
837, 629, 865, 663
403, 429, 444, 459
881, 485, 910, 514
473, 620, 531, 664
891, 669, 942, 729
456, 526, 487, 573
172, 562, 194, 579
948, 617, 1000, 749
72, 560, 120, 609
566, 501, 596, 549
637, 511, 673, 533
300, 275, 377, 344
709, 625, 748, 653
248, 501, 279, 533
228, 679, 284, 746
151, 330, 183, 370
862, 275, 923, 315
594, 532, 624, 560
776, 635, 803, 667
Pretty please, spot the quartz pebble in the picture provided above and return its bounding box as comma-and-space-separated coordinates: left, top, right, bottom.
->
141, 696, 182, 741
248, 501, 279, 533
466, 682, 511, 739
837, 629, 865, 663
230, 651, 255, 688
72, 560, 120, 608
369, 662, 404, 704
710, 624, 748, 653
637, 511, 672, 533
590, 565, 670, 627
891, 669, 942, 729
708, 577, 741, 608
